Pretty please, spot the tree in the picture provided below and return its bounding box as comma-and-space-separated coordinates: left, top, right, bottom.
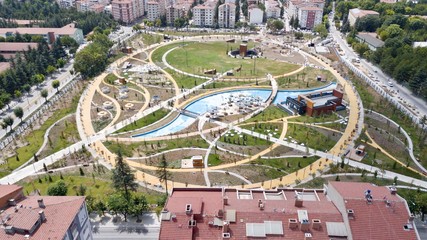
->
156, 154, 171, 194
47, 180, 68, 196
130, 193, 149, 222
94, 200, 107, 216
111, 150, 138, 198
314, 24, 328, 39
13, 107, 24, 123
2, 116, 14, 132
46, 65, 56, 75
41, 89, 48, 102
14, 90, 22, 100
56, 58, 66, 68
267, 19, 284, 32
107, 192, 129, 221
355, 15, 381, 32
32, 74, 45, 87
52, 80, 60, 92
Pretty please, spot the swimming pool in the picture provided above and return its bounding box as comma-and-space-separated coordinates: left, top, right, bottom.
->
132, 83, 337, 138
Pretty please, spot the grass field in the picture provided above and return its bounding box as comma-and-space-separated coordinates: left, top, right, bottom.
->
253, 156, 318, 173
115, 108, 170, 133
244, 105, 289, 123
274, 67, 335, 89
219, 130, 271, 146
2, 93, 80, 174
165, 41, 300, 77
286, 124, 338, 151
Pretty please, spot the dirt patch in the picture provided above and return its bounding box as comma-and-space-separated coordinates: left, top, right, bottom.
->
224, 165, 286, 184
209, 172, 244, 186
143, 85, 175, 102
263, 145, 306, 157
128, 149, 207, 167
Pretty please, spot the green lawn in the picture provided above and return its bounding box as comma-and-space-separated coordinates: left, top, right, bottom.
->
3, 94, 80, 173
244, 105, 289, 123
286, 124, 337, 151
166, 68, 207, 89
103, 137, 209, 157
105, 73, 118, 84
115, 108, 170, 133
141, 33, 163, 45
165, 41, 300, 77
274, 67, 335, 89
219, 130, 271, 146
20, 174, 113, 201
204, 80, 252, 89
208, 154, 222, 166
40, 117, 80, 159
151, 42, 190, 64
292, 113, 340, 123
253, 156, 318, 173
240, 122, 283, 137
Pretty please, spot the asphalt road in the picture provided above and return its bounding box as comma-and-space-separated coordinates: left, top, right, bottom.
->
328, 6, 427, 122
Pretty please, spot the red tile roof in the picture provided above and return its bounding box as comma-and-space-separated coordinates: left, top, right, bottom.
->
0, 23, 79, 36
328, 181, 418, 240
0, 196, 85, 240
0, 185, 23, 200
0, 42, 39, 52
160, 188, 344, 239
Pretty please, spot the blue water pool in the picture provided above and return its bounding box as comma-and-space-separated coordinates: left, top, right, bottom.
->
133, 83, 337, 138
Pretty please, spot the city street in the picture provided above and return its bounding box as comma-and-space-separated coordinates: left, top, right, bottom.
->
0, 62, 75, 140
328, 6, 427, 123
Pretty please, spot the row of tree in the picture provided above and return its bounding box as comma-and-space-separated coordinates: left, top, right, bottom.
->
0, 0, 117, 35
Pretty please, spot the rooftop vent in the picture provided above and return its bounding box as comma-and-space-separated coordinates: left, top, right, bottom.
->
259, 202, 265, 210
364, 190, 373, 204
222, 233, 231, 238
347, 209, 355, 219
8, 199, 16, 206
39, 210, 46, 222
304, 232, 313, 240
295, 195, 303, 207
389, 185, 397, 195
185, 204, 192, 214
312, 219, 321, 230
409, 214, 415, 222
223, 196, 228, 205
217, 209, 224, 218
301, 219, 310, 232
258, 199, 262, 207
37, 199, 45, 208
223, 221, 230, 233
289, 219, 298, 229
4, 226, 15, 235
188, 220, 196, 227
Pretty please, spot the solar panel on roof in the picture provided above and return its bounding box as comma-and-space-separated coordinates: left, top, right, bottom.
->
246, 223, 266, 237
264, 221, 283, 235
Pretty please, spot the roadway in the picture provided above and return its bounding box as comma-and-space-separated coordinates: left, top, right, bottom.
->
328, 4, 427, 123
0, 62, 75, 140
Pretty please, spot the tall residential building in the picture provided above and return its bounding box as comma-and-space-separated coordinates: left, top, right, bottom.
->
218, 3, 236, 28
192, 1, 215, 27
298, 6, 323, 29
111, 0, 144, 24
0, 185, 93, 240
159, 182, 419, 239
166, 3, 192, 25
265, 0, 281, 18
147, 1, 161, 21
248, 5, 263, 24
288, 0, 324, 29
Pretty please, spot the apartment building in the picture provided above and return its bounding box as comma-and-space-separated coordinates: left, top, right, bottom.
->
248, 5, 263, 24
192, 1, 216, 27
166, 2, 192, 26
0, 185, 93, 240
159, 182, 419, 239
298, 6, 323, 29
218, 3, 236, 28
265, 0, 281, 18
288, 0, 324, 29
57, 0, 76, 8
111, 0, 145, 24
0, 23, 84, 44
147, 1, 161, 21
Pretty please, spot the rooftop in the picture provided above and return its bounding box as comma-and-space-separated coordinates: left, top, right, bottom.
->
0, 187, 85, 240
356, 32, 385, 48
349, 8, 380, 18
0, 23, 80, 36
0, 42, 39, 52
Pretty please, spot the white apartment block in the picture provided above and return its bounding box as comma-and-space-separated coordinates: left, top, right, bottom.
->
248, 6, 263, 24
218, 3, 236, 28
298, 6, 322, 29
265, 0, 280, 18
192, 2, 215, 27
57, 0, 76, 8
147, 2, 161, 21
112, 0, 144, 24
